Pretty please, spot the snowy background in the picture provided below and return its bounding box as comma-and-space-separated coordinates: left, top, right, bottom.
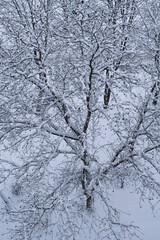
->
0, 186, 160, 239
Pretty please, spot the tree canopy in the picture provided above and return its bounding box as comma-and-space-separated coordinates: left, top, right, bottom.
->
0, 0, 159, 239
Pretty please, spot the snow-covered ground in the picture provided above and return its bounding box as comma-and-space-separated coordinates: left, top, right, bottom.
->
113, 188, 160, 240
0, 187, 160, 240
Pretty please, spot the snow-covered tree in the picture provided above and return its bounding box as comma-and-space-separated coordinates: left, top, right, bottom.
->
0, 0, 159, 239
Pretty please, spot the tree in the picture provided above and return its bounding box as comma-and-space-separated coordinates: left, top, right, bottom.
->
139, 0, 160, 105
0, 0, 159, 239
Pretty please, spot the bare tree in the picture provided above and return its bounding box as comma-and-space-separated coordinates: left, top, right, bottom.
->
0, 0, 159, 239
